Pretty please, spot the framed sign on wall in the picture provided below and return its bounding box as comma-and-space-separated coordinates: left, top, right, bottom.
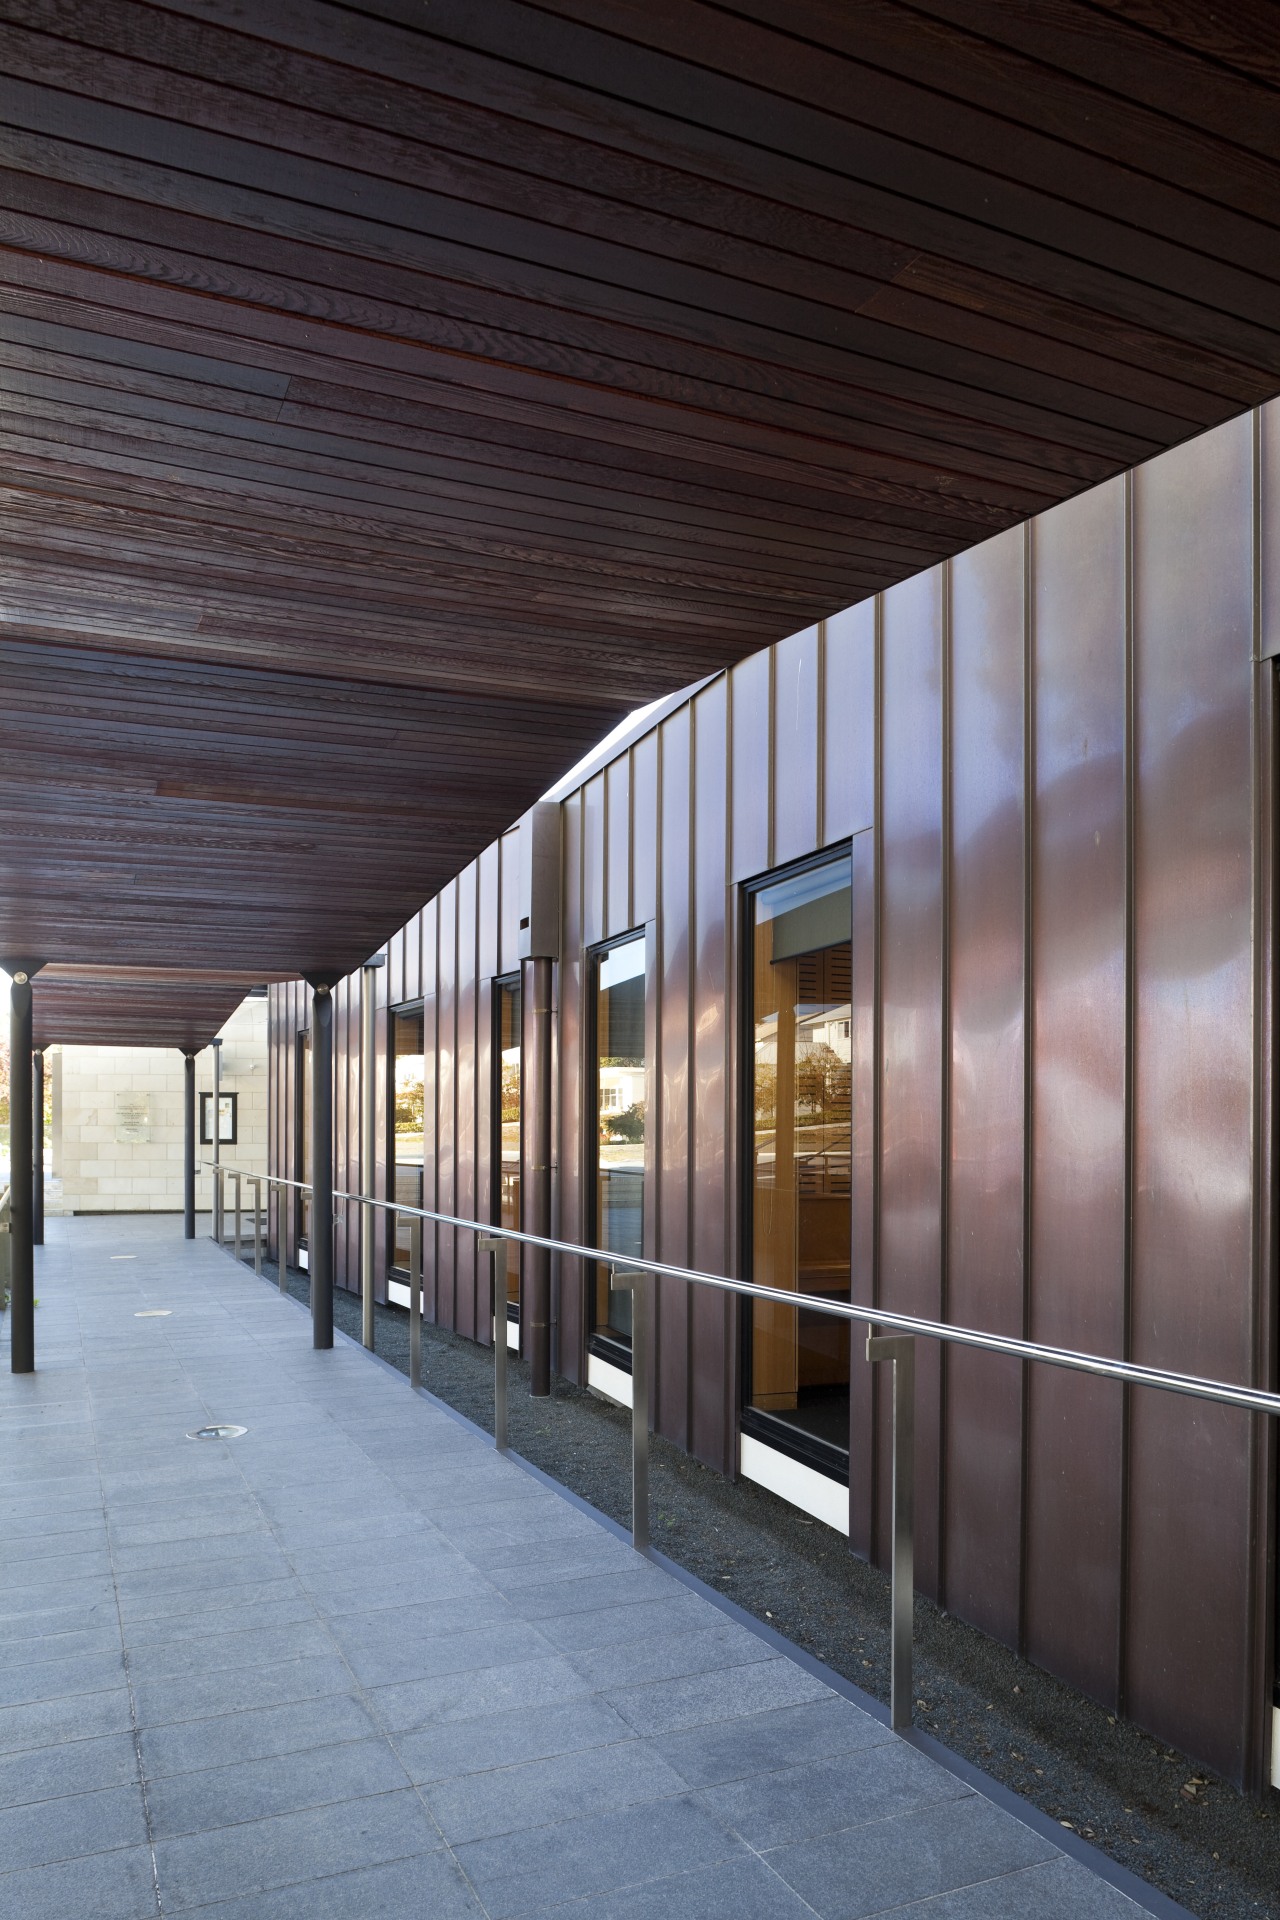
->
199, 1091, 238, 1145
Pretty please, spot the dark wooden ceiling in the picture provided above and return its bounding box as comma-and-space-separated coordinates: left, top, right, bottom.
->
3, 0, 1280, 1043
30, 967, 278, 1051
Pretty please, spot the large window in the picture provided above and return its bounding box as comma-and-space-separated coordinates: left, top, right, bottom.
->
589, 934, 647, 1358
390, 1006, 425, 1274
744, 853, 852, 1477
495, 975, 521, 1313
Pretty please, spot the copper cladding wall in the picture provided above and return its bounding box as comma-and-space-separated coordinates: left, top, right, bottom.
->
269, 402, 1280, 1786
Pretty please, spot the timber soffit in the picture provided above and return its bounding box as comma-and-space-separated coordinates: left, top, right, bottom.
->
2, 0, 1280, 1009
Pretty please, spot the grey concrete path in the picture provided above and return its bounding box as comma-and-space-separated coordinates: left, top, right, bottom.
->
0, 1217, 1152, 1920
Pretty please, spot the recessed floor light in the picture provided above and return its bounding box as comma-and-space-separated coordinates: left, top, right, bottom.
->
187, 1425, 247, 1441
135, 1310, 171, 1318
110, 1255, 136, 1261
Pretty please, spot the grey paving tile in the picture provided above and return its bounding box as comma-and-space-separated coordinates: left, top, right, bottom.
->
0, 1650, 127, 1709
568, 1852, 819, 1919
0, 1780, 149, 1872
124, 1594, 319, 1649
764, 1793, 1059, 1919
501, 1568, 668, 1618
139, 1693, 383, 1778
425, 1737, 687, 1844
146, 1736, 412, 1837
368, 1653, 595, 1733
654, 1696, 891, 1788
0, 1687, 135, 1757
170, 1849, 486, 1919
153, 1787, 443, 1912
570, 1621, 774, 1691
0, 1600, 118, 1647
393, 1696, 635, 1786
0, 1624, 122, 1669
0, 1839, 157, 1920
899, 1855, 1147, 1917
537, 1591, 720, 1653
607, 1655, 831, 1737
0, 1731, 139, 1811
132, 1654, 356, 1728
696, 1741, 969, 1849
125, 1619, 334, 1683
338, 1619, 553, 1690
454, 1794, 748, 1919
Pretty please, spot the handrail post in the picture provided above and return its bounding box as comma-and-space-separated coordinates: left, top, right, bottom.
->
211, 1037, 223, 1246
611, 1267, 650, 1552
478, 1236, 508, 1451
867, 1331, 916, 1732
409, 1216, 423, 1392
233, 1173, 242, 1264
278, 1184, 288, 1293
252, 1177, 262, 1276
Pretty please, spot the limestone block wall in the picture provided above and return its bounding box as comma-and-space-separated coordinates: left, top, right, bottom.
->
52, 997, 267, 1213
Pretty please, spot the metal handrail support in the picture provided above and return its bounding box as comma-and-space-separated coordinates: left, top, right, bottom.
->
478, 1236, 509, 1451
233, 1174, 242, 1265
278, 1186, 288, 1293
251, 1177, 263, 1277
612, 1267, 651, 1553
409, 1218, 423, 1393
867, 1332, 915, 1732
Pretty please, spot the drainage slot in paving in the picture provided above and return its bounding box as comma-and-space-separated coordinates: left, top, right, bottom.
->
186, 1425, 247, 1441
135, 1310, 172, 1318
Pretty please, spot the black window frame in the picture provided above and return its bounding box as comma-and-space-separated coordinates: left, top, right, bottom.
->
738, 844, 854, 1485
387, 999, 426, 1281
586, 928, 648, 1374
493, 971, 522, 1324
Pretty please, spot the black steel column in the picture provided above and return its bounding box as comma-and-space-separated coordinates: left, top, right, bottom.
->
31, 1049, 44, 1249
527, 955, 553, 1396
310, 981, 334, 1350
8, 965, 41, 1374
183, 1050, 196, 1239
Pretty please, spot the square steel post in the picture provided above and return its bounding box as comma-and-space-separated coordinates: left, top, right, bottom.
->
211, 1037, 223, 1246
409, 1217, 423, 1392
309, 980, 335, 1350
7, 965, 41, 1374
31, 1048, 44, 1248
359, 957, 384, 1351
182, 1050, 196, 1239
867, 1331, 916, 1732
526, 955, 553, 1395
278, 1185, 288, 1293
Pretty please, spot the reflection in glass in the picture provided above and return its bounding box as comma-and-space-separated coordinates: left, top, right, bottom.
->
592, 936, 646, 1349
749, 857, 852, 1464
495, 976, 521, 1309
391, 1007, 425, 1272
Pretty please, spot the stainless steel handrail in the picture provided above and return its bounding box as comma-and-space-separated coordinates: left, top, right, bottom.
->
205, 1158, 1280, 1736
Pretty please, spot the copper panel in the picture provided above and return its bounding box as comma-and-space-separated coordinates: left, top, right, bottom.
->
435, 879, 457, 1330
632, 730, 660, 929
557, 791, 586, 1380
878, 565, 945, 1591
477, 841, 501, 1248
691, 680, 732, 1471
583, 772, 606, 949
455, 861, 479, 1343
374, 978, 389, 1300
499, 829, 522, 977
945, 526, 1026, 1644
658, 704, 692, 1448
848, 826, 876, 1554
731, 646, 771, 883
387, 928, 405, 1010
607, 753, 632, 939
1026, 476, 1127, 1702
404, 907, 422, 1007
824, 604, 877, 845
773, 626, 821, 869
1128, 415, 1257, 1777
1260, 401, 1280, 663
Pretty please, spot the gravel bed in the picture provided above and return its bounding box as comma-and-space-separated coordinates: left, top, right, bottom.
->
259, 1260, 1279, 1920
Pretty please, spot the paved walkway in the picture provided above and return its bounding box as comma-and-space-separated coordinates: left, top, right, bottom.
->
0, 1217, 1152, 1920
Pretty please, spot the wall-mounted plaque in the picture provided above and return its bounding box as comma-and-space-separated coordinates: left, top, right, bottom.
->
115, 1092, 152, 1144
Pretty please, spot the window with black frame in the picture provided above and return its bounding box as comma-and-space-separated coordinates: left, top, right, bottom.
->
495, 975, 521, 1314
589, 933, 647, 1361
389, 1006, 425, 1275
744, 852, 852, 1477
